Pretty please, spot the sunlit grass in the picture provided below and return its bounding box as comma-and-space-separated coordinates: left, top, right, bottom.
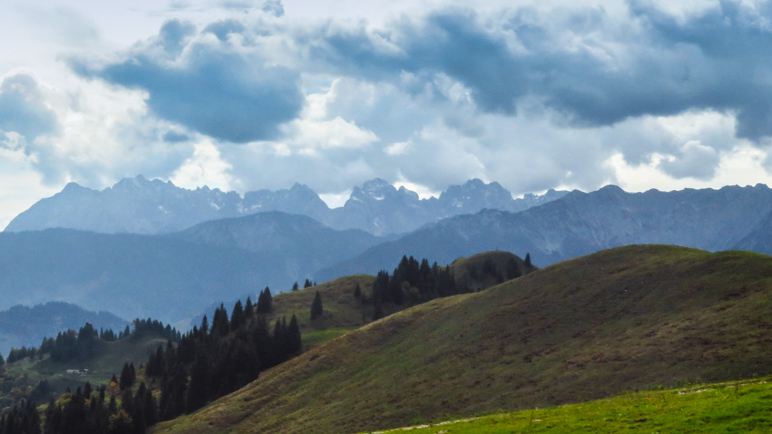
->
377, 378, 772, 433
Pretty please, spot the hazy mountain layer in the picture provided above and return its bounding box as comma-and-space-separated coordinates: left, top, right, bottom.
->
5, 176, 567, 236
0, 212, 390, 325
316, 184, 772, 280
0, 302, 127, 357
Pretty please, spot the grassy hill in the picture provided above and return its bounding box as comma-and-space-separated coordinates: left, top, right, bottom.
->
265, 275, 376, 348
153, 245, 772, 433
263, 251, 526, 349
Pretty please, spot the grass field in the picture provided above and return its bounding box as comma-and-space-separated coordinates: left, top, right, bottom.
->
377, 377, 772, 433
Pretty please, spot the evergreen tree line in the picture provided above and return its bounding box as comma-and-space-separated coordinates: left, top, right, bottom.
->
366, 255, 527, 319
129, 319, 181, 342
42, 381, 157, 434
0, 398, 40, 434
369, 256, 459, 316
6, 321, 182, 366
145, 297, 301, 420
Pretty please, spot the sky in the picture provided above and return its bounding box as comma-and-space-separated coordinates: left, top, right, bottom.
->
3, 0, 772, 229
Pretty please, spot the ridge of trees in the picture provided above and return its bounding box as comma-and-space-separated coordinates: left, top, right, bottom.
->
368, 254, 528, 320
4, 320, 181, 367
145, 298, 302, 421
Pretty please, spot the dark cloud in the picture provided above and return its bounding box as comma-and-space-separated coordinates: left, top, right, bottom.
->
0, 74, 58, 140
69, 19, 304, 143
658, 142, 720, 180
307, 3, 772, 141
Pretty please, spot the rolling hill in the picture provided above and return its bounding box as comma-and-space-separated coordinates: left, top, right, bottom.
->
154, 245, 772, 433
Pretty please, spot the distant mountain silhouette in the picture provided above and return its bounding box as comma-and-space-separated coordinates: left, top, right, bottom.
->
5, 176, 567, 236
0, 302, 127, 357
316, 184, 772, 280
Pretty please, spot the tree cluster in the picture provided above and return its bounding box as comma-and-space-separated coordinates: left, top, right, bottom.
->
0, 398, 39, 434
42, 382, 157, 434
373, 256, 457, 303
256, 288, 273, 314
145, 298, 302, 420
129, 319, 181, 342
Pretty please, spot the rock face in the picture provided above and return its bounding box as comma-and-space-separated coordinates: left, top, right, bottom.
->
315, 184, 772, 280
5, 176, 567, 236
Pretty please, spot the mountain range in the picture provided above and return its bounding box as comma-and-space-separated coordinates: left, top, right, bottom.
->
5, 178, 772, 329
316, 183, 772, 279
4, 176, 567, 236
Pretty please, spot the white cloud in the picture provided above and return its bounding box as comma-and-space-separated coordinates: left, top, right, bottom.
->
4, 0, 772, 224
170, 140, 234, 190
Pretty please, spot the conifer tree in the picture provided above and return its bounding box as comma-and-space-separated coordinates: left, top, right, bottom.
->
304, 279, 313, 288
257, 287, 273, 314
292, 282, 299, 291
354, 282, 361, 298
244, 296, 254, 317
525, 252, 532, 268
230, 300, 245, 331
199, 315, 209, 336
288, 314, 302, 354
211, 304, 230, 337
310, 291, 323, 320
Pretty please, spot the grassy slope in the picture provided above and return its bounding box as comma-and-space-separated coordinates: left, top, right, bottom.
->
449, 250, 530, 292
268, 250, 523, 349
265, 275, 375, 349
380, 377, 772, 433
154, 245, 772, 433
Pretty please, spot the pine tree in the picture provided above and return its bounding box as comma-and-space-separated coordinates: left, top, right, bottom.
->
230, 300, 245, 331
257, 287, 273, 314
199, 315, 209, 336
211, 304, 230, 337
288, 314, 302, 354
292, 282, 299, 291
244, 297, 254, 317
310, 291, 323, 320
353, 282, 361, 298
185, 354, 211, 413
525, 252, 532, 268
304, 279, 313, 288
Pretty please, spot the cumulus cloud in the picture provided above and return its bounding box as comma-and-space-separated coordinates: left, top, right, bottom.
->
69, 19, 304, 143
0, 74, 58, 140
35, 0, 772, 200
304, 2, 772, 143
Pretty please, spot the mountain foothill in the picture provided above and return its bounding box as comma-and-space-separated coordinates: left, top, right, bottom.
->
2, 177, 772, 432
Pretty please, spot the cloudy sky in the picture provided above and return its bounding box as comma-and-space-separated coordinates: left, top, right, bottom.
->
2, 0, 772, 228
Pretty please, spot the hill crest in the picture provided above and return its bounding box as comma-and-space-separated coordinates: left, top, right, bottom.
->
154, 245, 772, 433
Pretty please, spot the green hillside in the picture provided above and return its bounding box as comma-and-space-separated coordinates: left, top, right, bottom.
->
153, 245, 772, 433
379, 377, 772, 433
267, 275, 375, 348
266, 250, 524, 349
